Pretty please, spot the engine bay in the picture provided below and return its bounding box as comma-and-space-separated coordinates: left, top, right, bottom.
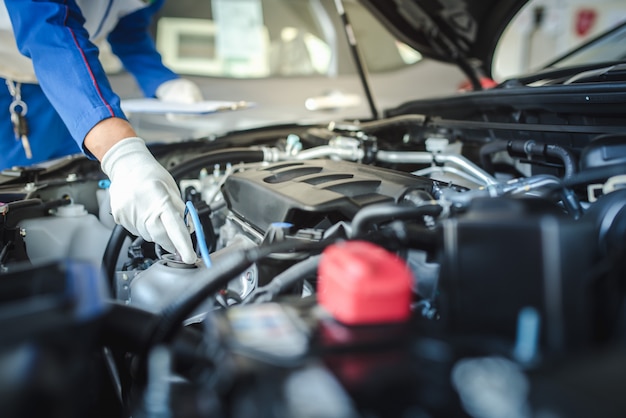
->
1, 110, 626, 417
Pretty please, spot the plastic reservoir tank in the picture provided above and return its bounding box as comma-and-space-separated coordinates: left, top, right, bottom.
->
19, 203, 113, 266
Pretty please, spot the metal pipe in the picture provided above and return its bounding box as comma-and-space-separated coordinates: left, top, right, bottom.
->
376, 150, 498, 186
294, 146, 363, 161
266, 145, 364, 162
434, 154, 498, 186
376, 150, 433, 165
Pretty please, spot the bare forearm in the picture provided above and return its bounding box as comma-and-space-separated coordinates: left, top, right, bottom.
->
83, 117, 137, 161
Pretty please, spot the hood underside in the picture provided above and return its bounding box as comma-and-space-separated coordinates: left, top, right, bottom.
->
358, 0, 528, 73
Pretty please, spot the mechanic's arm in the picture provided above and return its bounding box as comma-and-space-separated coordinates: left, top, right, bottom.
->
6, 0, 125, 153
108, 0, 202, 103
5, 0, 197, 264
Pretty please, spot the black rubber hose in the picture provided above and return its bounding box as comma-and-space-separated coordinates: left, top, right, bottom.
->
351, 114, 427, 134
564, 164, 626, 188
545, 144, 578, 179
351, 203, 443, 238
479, 140, 508, 174
507, 140, 578, 179
169, 148, 265, 182
382, 223, 441, 253
102, 224, 133, 298
152, 251, 253, 346
560, 188, 583, 220
101, 303, 209, 373
100, 303, 162, 353
149, 239, 329, 346
249, 255, 322, 303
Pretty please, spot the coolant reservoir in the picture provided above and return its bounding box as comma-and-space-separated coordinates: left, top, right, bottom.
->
20, 203, 113, 266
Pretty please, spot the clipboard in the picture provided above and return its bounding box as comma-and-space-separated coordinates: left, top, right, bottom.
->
121, 99, 253, 115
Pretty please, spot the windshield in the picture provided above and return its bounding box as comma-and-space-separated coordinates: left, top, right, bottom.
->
492, 0, 626, 81
546, 22, 626, 69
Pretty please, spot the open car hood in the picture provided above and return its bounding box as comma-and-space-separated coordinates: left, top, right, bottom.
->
358, 0, 528, 73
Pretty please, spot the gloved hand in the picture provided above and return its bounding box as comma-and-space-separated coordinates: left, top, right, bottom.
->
155, 78, 203, 104
101, 137, 197, 264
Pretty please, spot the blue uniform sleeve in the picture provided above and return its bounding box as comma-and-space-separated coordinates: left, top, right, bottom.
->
107, 0, 179, 98
4, 0, 126, 157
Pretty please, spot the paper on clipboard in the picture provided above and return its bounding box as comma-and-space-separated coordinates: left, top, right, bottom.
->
121, 99, 253, 115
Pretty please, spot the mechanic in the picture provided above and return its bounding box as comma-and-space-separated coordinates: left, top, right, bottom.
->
0, 0, 200, 264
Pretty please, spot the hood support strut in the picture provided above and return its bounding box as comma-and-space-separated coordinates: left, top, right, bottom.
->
334, 0, 379, 120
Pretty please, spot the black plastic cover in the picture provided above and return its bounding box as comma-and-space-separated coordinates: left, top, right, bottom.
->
222, 160, 436, 233
438, 197, 597, 351
580, 134, 626, 170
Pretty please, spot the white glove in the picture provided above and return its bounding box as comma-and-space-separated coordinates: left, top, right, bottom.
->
101, 137, 197, 264
155, 78, 203, 104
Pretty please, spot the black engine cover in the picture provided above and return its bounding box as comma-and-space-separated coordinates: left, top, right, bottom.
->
222, 160, 436, 233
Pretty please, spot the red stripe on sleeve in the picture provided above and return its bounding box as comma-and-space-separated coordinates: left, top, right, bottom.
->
63, 2, 115, 117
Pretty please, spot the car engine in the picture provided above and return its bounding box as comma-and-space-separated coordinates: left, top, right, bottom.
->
1, 111, 626, 417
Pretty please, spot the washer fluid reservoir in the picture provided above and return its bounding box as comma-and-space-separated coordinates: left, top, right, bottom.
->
20, 203, 113, 266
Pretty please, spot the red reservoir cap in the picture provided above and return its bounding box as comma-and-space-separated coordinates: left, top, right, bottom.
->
318, 241, 413, 325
